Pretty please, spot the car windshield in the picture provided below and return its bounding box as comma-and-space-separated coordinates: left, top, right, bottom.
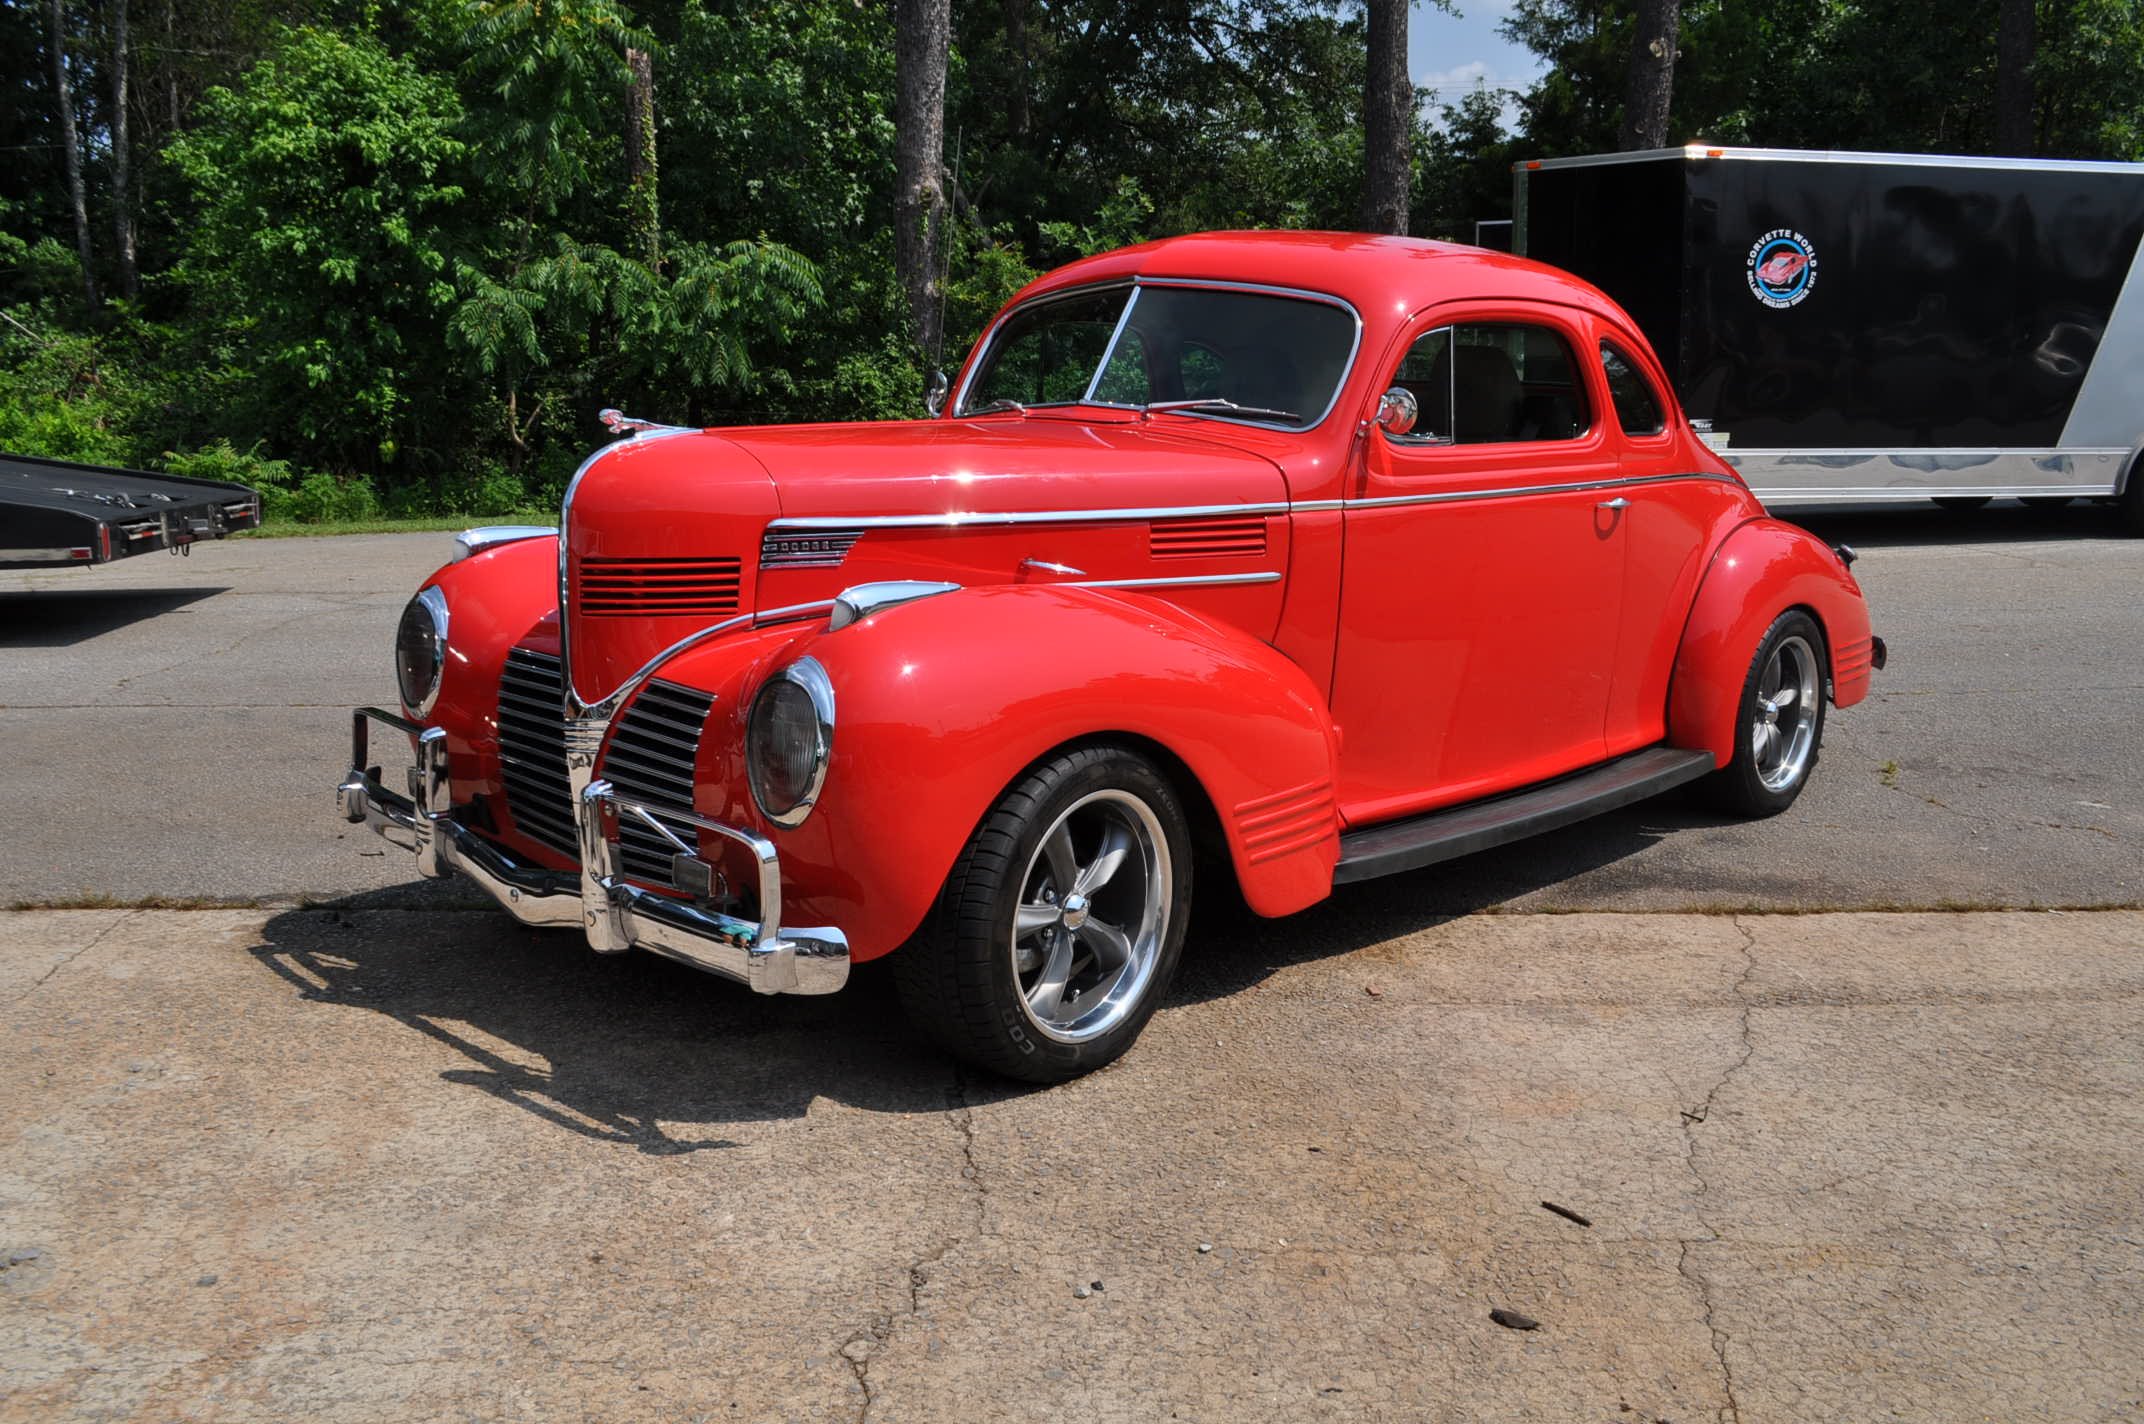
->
959, 283, 1358, 429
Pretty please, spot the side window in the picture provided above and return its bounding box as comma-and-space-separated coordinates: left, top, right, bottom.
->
1384, 322, 1592, 445
1600, 341, 1666, 436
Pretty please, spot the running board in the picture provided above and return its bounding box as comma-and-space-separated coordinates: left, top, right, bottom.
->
1332, 747, 1717, 886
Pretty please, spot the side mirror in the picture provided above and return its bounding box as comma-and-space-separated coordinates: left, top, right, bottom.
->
1374, 386, 1418, 436
925, 370, 950, 418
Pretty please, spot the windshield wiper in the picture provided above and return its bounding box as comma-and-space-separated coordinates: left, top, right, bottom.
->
1144, 397, 1300, 424
968, 398, 1028, 415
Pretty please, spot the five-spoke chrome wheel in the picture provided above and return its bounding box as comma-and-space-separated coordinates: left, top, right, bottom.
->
895, 745, 1192, 1083
1701, 609, 1829, 817
1010, 790, 1171, 1043
1752, 633, 1820, 793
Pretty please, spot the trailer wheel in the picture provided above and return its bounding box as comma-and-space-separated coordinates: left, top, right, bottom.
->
2119, 462, 2144, 536
895, 746, 1193, 1083
1698, 611, 1828, 818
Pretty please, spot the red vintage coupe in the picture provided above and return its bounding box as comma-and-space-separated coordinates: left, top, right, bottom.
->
339, 232, 1881, 1081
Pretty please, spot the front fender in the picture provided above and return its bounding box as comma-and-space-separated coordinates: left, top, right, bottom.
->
1667, 518, 1876, 768
709, 585, 1341, 959
414, 534, 562, 816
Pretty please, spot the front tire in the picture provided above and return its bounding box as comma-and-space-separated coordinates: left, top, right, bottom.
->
896, 746, 1193, 1083
1699, 610, 1828, 817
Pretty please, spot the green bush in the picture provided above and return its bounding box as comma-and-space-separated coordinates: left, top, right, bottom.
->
287, 471, 383, 523
164, 440, 301, 519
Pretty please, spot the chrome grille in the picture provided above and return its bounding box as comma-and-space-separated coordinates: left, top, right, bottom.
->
495, 648, 578, 858
577, 556, 743, 616
604, 680, 716, 883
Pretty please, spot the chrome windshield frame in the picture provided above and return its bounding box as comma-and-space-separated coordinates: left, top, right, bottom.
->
952, 277, 1366, 433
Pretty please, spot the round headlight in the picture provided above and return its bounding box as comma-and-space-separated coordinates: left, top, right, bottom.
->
746, 657, 834, 828
395, 586, 449, 716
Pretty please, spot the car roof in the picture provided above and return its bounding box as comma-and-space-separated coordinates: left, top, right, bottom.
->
1013, 231, 1624, 322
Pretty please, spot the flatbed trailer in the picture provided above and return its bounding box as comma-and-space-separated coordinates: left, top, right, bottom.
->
2, 451, 261, 569
1514, 145, 2144, 516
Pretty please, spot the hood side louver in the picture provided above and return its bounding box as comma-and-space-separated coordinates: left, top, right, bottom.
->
1149, 515, 1268, 559
577, 556, 742, 616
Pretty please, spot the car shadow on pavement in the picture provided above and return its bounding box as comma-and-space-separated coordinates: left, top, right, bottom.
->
0, 586, 227, 646
250, 890, 1022, 1151
1171, 803, 1701, 1006
249, 797, 1709, 1142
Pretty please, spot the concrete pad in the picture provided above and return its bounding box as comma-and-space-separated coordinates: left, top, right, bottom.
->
3, 906, 2138, 1421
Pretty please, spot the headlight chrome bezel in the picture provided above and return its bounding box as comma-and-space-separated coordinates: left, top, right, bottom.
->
746, 656, 835, 829
395, 585, 450, 717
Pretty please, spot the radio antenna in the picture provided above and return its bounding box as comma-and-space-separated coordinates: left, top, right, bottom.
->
933, 126, 963, 374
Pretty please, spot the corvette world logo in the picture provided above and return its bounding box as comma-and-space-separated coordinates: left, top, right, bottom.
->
1747, 229, 1818, 308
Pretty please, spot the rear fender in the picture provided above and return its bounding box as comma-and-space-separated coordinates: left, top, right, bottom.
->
1667, 518, 1876, 768
679, 584, 1342, 960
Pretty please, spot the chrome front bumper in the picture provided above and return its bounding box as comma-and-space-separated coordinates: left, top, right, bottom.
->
336, 707, 848, 995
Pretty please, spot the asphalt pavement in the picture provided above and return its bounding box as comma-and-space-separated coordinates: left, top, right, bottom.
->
2, 504, 2139, 910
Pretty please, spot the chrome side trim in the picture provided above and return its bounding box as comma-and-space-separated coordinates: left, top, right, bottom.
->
768, 501, 1293, 532
1340, 471, 1741, 512
454, 524, 558, 561
1724, 448, 2128, 503
766, 474, 1744, 531
1066, 571, 1281, 591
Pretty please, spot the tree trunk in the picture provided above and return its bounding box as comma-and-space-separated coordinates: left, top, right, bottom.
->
1004, 0, 1030, 137
1617, 0, 1681, 151
111, 0, 139, 300
163, 0, 177, 127
624, 46, 659, 268
46, 0, 97, 305
894, 0, 950, 364
1994, 0, 2035, 156
1360, 0, 1411, 235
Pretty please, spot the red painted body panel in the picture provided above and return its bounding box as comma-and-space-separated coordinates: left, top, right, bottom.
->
1666, 518, 1875, 768
647, 586, 1339, 959
394, 234, 1878, 958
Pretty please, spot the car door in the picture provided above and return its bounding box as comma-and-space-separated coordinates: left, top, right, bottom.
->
1594, 324, 1752, 757
1330, 306, 1626, 827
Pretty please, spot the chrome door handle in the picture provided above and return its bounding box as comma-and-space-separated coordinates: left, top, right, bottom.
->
1598, 497, 1630, 510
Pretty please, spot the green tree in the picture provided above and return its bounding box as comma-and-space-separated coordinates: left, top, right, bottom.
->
168, 25, 469, 473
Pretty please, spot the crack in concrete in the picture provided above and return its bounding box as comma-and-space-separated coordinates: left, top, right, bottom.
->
5, 910, 140, 1007
1674, 915, 1759, 1424
844, 1066, 986, 1424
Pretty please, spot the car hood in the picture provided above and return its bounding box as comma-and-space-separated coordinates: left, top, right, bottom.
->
727, 414, 1287, 522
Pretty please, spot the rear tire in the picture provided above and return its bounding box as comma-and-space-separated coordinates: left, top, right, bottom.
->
895, 746, 1193, 1083
1698, 610, 1829, 818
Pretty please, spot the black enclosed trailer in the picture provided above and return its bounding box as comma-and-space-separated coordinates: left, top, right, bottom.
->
1514, 146, 2144, 512
2, 451, 261, 569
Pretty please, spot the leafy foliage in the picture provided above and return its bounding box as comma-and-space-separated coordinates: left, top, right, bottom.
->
2, 0, 2138, 522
